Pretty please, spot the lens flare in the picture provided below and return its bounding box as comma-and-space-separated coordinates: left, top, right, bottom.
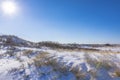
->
1, 1, 17, 15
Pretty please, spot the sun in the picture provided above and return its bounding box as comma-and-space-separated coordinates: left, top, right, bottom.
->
1, 1, 17, 15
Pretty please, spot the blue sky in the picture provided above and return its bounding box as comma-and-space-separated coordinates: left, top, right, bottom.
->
0, 0, 120, 43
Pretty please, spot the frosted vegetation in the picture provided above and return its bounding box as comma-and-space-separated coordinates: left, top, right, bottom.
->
0, 35, 120, 80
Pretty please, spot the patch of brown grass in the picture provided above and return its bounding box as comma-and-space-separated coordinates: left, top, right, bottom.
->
22, 50, 33, 56
33, 51, 50, 67
33, 51, 70, 74
114, 71, 120, 77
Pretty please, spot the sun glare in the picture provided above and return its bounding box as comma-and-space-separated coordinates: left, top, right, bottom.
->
1, 1, 17, 15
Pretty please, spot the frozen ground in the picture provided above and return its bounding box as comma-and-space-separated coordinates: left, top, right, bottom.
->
0, 45, 120, 80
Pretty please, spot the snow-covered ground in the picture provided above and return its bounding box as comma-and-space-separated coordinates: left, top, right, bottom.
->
81, 46, 120, 52
0, 46, 120, 80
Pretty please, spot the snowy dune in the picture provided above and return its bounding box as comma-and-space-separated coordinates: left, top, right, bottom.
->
0, 35, 120, 80
0, 46, 120, 80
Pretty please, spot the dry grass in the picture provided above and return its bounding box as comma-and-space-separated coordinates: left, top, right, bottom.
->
54, 48, 100, 53
71, 69, 87, 80
114, 71, 120, 77
33, 51, 70, 74
110, 68, 120, 77
34, 53, 67, 71
84, 53, 117, 69
33, 51, 50, 67
84, 53, 119, 79
22, 50, 33, 56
